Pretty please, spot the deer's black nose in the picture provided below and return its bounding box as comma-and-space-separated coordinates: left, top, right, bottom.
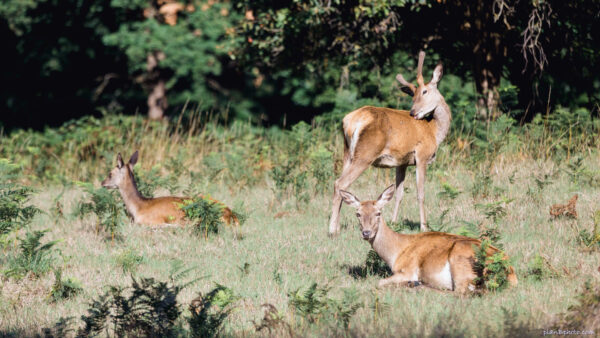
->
362, 230, 372, 238
409, 109, 415, 117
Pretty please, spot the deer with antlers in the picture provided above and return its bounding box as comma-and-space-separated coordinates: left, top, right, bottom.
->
329, 51, 451, 236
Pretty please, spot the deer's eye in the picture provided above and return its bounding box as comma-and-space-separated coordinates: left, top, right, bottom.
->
375, 212, 381, 217
422, 90, 428, 95
356, 213, 361, 218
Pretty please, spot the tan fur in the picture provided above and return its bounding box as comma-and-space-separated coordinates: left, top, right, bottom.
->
102, 151, 238, 227
340, 186, 517, 293
329, 51, 451, 235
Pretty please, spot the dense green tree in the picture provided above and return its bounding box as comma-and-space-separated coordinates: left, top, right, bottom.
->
234, 0, 600, 120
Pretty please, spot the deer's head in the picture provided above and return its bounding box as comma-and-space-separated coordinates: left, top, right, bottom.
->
339, 185, 395, 241
102, 151, 138, 189
396, 51, 444, 120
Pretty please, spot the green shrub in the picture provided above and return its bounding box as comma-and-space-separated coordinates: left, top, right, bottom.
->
0, 159, 41, 238
3, 230, 59, 279
288, 282, 362, 329
78, 277, 183, 337
188, 284, 238, 338
553, 281, 600, 332
115, 248, 145, 274
437, 182, 461, 200
253, 304, 292, 336
577, 210, 600, 251
527, 254, 560, 282
309, 145, 334, 194
473, 239, 513, 292
179, 196, 225, 238
73, 182, 127, 240
49, 269, 83, 302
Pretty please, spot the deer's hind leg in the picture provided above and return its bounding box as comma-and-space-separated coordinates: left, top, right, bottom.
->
448, 242, 478, 294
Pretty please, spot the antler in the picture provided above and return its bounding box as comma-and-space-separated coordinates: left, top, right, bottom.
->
416, 51, 425, 86
395, 73, 416, 93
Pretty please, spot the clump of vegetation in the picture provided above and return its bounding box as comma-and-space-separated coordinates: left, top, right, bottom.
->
77, 276, 184, 337
472, 239, 513, 292
49, 269, 83, 302
253, 304, 292, 336
437, 182, 461, 200
179, 196, 225, 238
3, 230, 59, 279
0, 159, 41, 239
288, 282, 362, 329
188, 284, 238, 338
553, 281, 600, 332
73, 182, 127, 241
475, 198, 513, 223
526, 254, 560, 281
114, 248, 145, 274
577, 211, 600, 251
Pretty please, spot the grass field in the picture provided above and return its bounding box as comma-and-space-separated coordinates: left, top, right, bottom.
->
1, 114, 599, 336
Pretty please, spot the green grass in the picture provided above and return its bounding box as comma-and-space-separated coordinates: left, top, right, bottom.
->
0, 113, 599, 336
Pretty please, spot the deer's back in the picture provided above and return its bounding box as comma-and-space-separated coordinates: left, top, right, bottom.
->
343, 106, 438, 165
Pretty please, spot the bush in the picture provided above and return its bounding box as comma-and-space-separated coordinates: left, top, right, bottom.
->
288, 282, 362, 329
179, 196, 225, 238
188, 284, 238, 338
3, 230, 59, 279
49, 269, 83, 302
526, 254, 560, 281
473, 239, 513, 292
73, 182, 127, 241
0, 159, 40, 237
77, 277, 183, 337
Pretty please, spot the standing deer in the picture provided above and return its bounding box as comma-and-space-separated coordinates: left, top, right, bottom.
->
340, 185, 517, 292
102, 151, 238, 226
329, 51, 451, 236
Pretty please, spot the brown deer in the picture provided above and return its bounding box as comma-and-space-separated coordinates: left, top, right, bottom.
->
329, 51, 451, 236
340, 185, 518, 292
101, 151, 238, 226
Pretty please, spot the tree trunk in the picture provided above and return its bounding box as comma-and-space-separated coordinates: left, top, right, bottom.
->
146, 52, 167, 120
147, 79, 166, 120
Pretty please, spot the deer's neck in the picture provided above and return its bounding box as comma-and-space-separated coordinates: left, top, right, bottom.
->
117, 172, 147, 221
432, 100, 452, 146
370, 221, 407, 269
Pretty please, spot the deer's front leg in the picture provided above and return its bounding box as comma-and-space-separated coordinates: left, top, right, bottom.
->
378, 271, 419, 288
415, 160, 428, 232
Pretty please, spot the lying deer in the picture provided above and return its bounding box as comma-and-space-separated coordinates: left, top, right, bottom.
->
329, 51, 451, 235
101, 151, 238, 226
340, 185, 517, 293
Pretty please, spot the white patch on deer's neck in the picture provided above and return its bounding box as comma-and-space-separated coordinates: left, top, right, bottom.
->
434, 261, 453, 290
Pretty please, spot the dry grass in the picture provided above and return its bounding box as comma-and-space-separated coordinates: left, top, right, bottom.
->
1, 148, 599, 336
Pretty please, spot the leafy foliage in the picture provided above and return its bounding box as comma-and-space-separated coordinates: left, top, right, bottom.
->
288, 282, 362, 328
188, 284, 238, 338
179, 196, 225, 238
473, 239, 513, 292
115, 248, 145, 274
527, 254, 560, 282
3, 230, 59, 279
78, 276, 183, 337
0, 159, 40, 237
73, 182, 127, 240
553, 281, 600, 332
49, 269, 83, 302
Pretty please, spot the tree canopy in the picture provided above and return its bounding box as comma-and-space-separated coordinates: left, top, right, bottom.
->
1, 0, 599, 129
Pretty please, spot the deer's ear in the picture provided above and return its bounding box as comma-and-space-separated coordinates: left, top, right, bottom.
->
339, 190, 361, 209
129, 150, 139, 166
117, 153, 124, 169
430, 63, 443, 86
375, 185, 395, 209
400, 86, 415, 97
